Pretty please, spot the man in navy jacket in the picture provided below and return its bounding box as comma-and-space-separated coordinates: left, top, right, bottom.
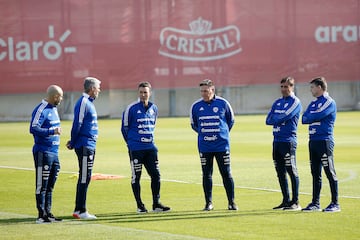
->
30, 85, 63, 223
302, 77, 340, 212
67, 77, 101, 219
121, 81, 170, 213
190, 79, 237, 211
266, 77, 302, 211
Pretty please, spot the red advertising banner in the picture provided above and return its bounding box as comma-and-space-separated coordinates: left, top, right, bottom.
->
0, 0, 359, 94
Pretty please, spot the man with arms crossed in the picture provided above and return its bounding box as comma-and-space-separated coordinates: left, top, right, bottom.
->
190, 79, 237, 211
266, 77, 302, 211
67, 77, 101, 219
30, 85, 64, 223
121, 81, 170, 213
302, 77, 340, 212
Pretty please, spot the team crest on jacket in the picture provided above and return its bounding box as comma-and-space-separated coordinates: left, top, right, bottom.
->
213, 107, 219, 113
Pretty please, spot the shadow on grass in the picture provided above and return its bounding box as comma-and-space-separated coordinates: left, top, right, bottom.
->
92, 208, 301, 223
0, 216, 78, 225
0, 217, 35, 225
0, 209, 303, 225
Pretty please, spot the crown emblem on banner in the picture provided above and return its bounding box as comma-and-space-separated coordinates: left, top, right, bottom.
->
189, 17, 212, 35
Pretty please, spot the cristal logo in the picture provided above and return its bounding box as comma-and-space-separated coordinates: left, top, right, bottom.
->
159, 17, 241, 61
0, 25, 76, 62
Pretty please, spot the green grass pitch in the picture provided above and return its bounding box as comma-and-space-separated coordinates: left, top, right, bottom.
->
0, 112, 359, 239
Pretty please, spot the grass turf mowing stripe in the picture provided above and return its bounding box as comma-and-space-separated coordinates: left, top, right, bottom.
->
0, 211, 217, 240
1, 165, 359, 199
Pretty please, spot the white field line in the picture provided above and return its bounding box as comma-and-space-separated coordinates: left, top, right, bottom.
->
0, 165, 78, 174
338, 169, 357, 183
1, 165, 359, 199
0, 212, 217, 240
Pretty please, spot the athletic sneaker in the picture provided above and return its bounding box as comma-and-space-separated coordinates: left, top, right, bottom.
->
72, 211, 80, 219
137, 204, 148, 214
79, 211, 97, 220
73, 211, 97, 219
203, 202, 214, 211
35, 216, 51, 224
228, 202, 238, 211
273, 202, 289, 210
153, 203, 171, 212
323, 203, 341, 213
283, 202, 301, 211
302, 202, 321, 212
47, 213, 63, 222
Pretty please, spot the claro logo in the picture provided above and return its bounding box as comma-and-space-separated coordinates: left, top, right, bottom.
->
159, 18, 242, 61
0, 25, 76, 62
315, 25, 360, 43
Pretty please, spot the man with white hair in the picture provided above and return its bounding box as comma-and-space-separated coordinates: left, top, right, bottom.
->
67, 77, 101, 219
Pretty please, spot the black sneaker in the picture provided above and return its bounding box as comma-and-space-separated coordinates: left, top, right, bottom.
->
47, 213, 63, 222
228, 202, 238, 211
283, 202, 301, 211
323, 202, 341, 213
153, 203, 171, 212
273, 202, 290, 210
137, 204, 148, 214
302, 202, 321, 212
35, 216, 51, 224
203, 202, 214, 211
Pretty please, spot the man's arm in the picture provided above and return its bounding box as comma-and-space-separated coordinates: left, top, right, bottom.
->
190, 106, 198, 132
30, 108, 55, 136
121, 110, 129, 143
272, 98, 301, 124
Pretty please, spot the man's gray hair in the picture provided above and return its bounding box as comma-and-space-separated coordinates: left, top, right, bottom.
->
84, 77, 101, 93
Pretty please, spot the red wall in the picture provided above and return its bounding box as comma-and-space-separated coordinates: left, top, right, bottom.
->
0, 0, 359, 94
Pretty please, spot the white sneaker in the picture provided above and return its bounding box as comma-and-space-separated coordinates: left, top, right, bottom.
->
78, 211, 97, 220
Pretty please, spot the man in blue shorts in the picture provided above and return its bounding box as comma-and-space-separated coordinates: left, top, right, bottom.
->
302, 76, 340, 212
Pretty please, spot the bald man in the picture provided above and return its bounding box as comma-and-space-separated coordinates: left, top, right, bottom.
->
30, 85, 63, 223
